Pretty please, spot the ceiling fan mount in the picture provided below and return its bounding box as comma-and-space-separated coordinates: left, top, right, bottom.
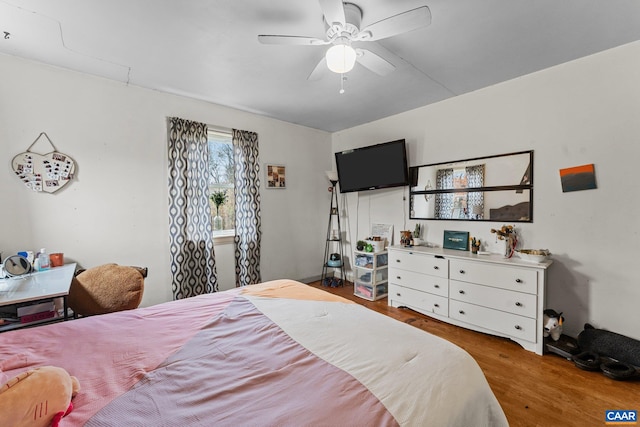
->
258, 1, 431, 80
324, 3, 362, 42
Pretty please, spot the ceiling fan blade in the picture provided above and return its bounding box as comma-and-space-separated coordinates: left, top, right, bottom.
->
355, 48, 395, 76
319, 0, 346, 26
307, 57, 327, 81
358, 6, 431, 41
258, 35, 328, 46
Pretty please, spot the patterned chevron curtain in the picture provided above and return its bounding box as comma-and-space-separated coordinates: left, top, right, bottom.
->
167, 117, 218, 299
232, 129, 262, 287
434, 168, 454, 219
466, 164, 485, 219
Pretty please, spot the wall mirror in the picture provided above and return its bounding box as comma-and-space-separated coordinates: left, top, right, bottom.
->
409, 150, 533, 222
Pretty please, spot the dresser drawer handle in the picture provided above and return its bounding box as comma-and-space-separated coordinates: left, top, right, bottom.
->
396, 259, 401, 263
434, 303, 440, 308
434, 284, 440, 288
459, 290, 465, 294
459, 310, 465, 315
515, 278, 522, 283
459, 270, 465, 274
514, 325, 522, 330
396, 276, 402, 280
433, 266, 439, 270
396, 292, 401, 297
515, 302, 522, 307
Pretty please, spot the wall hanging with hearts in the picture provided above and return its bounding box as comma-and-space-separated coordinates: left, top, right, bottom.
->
11, 132, 76, 194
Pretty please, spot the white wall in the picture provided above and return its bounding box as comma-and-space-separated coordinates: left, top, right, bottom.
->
0, 54, 332, 307
333, 41, 640, 340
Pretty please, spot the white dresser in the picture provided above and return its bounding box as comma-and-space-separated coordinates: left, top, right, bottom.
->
388, 245, 552, 355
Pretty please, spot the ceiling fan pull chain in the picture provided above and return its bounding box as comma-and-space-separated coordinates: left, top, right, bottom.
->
339, 74, 347, 94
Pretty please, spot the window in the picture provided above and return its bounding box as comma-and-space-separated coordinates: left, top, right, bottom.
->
208, 128, 235, 238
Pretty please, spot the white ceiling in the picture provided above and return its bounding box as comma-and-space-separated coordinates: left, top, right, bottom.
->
1, 1, 640, 132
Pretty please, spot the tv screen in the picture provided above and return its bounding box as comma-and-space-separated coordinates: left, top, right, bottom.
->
335, 139, 409, 193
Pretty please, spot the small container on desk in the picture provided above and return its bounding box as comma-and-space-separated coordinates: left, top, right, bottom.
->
353, 250, 388, 301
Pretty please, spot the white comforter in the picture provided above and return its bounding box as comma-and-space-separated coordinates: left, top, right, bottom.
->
248, 288, 508, 427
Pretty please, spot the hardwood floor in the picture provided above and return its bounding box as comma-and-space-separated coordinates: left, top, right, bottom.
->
309, 281, 640, 427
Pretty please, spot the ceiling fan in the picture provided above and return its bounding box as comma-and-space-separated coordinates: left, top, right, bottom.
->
258, 0, 431, 80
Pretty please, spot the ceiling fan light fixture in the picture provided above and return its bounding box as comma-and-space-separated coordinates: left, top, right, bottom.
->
325, 42, 356, 74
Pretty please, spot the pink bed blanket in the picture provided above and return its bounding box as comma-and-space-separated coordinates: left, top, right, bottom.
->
86, 296, 396, 426
0, 280, 508, 427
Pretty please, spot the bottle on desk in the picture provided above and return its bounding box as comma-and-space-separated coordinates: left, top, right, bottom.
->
34, 248, 50, 271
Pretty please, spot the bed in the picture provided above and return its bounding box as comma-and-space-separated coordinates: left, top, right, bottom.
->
0, 279, 508, 426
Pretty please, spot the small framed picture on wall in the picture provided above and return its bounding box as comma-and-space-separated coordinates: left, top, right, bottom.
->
266, 164, 286, 189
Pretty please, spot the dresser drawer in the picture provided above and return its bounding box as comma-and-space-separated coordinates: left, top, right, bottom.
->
449, 300, 536, 342
388, 268, 448, 297
449, 281, 537, 318
450, 259, 537, 294
389, 251, 448, 278
388, 284, 449, 317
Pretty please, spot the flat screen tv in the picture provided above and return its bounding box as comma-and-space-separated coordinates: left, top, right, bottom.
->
335, 139, 409, 193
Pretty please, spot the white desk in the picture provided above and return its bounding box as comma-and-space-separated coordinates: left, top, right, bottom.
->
0, 263, 76, 330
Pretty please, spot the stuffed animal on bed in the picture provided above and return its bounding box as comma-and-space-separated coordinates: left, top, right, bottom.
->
543, 309, 564, 341
0, 366, 80, 427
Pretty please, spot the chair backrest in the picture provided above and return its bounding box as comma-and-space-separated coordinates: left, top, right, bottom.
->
68, 263, 145, 316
